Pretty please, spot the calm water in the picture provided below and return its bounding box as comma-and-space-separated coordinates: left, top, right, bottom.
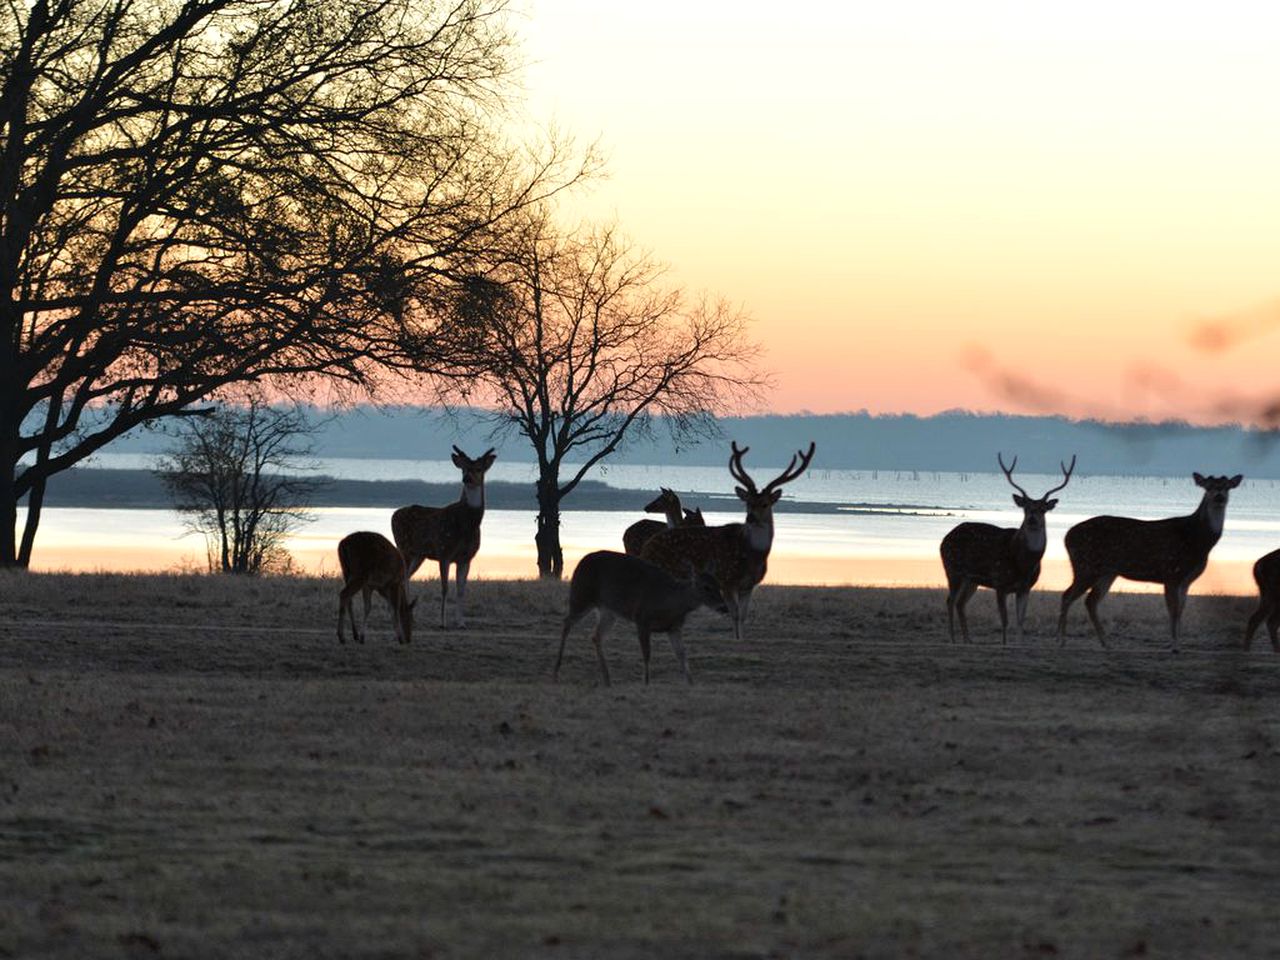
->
23, 454, 1280, 593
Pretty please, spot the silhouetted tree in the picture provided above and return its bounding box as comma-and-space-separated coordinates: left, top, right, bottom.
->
155, 400, 322, 575
443, 214, 765, 578
0, 0, 589, 568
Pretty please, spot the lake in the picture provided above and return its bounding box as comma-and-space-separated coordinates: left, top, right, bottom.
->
20, 454, 1280, 594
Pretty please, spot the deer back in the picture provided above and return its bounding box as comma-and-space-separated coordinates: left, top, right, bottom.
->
569, 550, 705, 630
622, 518, 666, 557
338, 531, 406, 589
940, 522, 1041, 591
1063, 514, 1215, 584
392, 500, 483, 564
640, 523, 765, 592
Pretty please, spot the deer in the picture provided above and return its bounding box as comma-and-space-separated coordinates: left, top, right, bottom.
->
940, 452, 1076, 644
391, 446, 496, 629
336, 531, 416, 645
1058, 472, 1243, 651
554, 550, 711, 686
1242, 548, 1280, 652
622, 487, 706, 556
641, 440, 816, 640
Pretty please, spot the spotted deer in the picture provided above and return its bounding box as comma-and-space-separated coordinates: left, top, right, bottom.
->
337, 531, 416, 645
941, 453, 1076, 644
622, 488, 706, 556
391, 446, 496, 628
641, 440, 816, 639
554, 550, 710, 686
1058, 472, 1243, 650
1242, 548, 1280, 652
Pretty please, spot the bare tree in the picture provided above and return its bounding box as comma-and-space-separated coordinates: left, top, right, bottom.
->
155, 399, 323, 575
0, 0, 590, 568
442, 214, 766, 578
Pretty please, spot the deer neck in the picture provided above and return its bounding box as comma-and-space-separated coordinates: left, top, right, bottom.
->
460, 481, 485, 511
1015, 517, 1046, 557
664, 503, 683, 528
1194, 494, 1227, 543
743, 511, 774, 553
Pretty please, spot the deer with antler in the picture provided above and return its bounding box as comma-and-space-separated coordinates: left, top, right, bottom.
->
622, 488, 706, 557
1058, 472, 1242, 650
391, 446, 496, 629
940, 453, 1076, 644
641, 441, 816, 639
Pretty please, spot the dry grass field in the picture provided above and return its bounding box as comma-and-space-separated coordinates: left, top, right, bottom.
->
1, 570, 1278, 959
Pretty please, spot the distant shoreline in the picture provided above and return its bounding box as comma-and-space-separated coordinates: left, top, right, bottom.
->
33, 467, 953, 517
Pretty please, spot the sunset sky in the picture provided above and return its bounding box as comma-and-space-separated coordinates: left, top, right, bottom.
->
517, 2, 1280, 423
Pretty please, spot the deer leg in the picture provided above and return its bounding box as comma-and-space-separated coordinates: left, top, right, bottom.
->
403, 553, 427, 580
955, 581, 978, 644
455, 559, 471, 629
996, 589, 1010, 645
337, 585, 358, 644
1058, 578, 1090, 646
1162, 583, 1180, 650
638, 625, 652, 685
1244, 598, 1268, 650
438, 560, 450, 628
1265, 606, 1280, 652
554, 607, 589, 681
1015, 590, 1030, 643
667, 625, 692, 685
358, 586, 374, 644
591, 611, 616, 687
945, 581, 959, 643
1083, 576, 1115, 648
723, 587, 743, 640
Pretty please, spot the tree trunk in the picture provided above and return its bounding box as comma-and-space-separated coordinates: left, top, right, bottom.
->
535, 475, 563, 579
0, 428, 26, 568
0, 467, 20, 569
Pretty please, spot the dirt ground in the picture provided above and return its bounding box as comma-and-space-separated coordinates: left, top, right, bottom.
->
1, 571, 1277, 959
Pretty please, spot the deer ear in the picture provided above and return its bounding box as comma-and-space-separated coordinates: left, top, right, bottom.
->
734, 485, 750, 501
1193, 472, 1207, 487
769, 489, 783, 505
1229, 474, 1243, 488
1045, 498, 1058, 511
1012, 494, 1027, 508
452, 451, 466, 468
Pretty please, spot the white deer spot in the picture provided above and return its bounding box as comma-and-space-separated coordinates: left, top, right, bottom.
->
464, 484, 483, 509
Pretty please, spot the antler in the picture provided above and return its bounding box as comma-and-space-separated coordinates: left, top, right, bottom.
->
729, 441, 756, 492
762, 441, 817, 495
997, 452, 1030, 499
1043, 454, 1077, 498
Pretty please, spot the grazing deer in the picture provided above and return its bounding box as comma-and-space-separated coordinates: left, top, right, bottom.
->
941, 453, 1076, 644
1242, 548, 1280, 652
337, 531, 416, 645
641, 440, 816, 640
1058, 472, 1243, 650
391, 446, 496, 628
622, 488, 706, 556
554, 550, 709, 686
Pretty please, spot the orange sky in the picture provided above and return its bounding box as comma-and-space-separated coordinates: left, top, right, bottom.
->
516, 2, 1280, 422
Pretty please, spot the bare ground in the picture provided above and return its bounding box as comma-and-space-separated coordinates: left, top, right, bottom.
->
1, 571, 1278, 959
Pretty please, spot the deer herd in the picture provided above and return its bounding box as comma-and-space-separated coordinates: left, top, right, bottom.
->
336, 441, 1278, 684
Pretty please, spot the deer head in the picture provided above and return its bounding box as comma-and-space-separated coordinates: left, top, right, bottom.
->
729, 440, 817, 532
1194, 472, 1243, 534
999, 452, 1076, 551
644, 487, 682, 517
452, 446, 497, 506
